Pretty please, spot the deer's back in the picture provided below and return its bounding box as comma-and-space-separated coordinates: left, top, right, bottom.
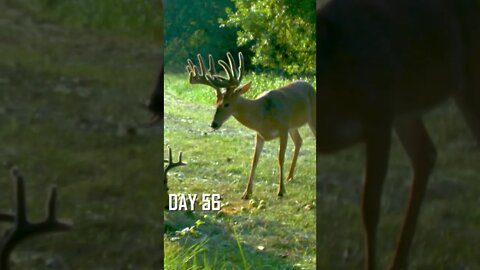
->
256, 81, 315, 130
317, 0, 480, 119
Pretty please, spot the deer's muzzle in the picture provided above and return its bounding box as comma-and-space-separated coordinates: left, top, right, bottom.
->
211, 122, 220, 130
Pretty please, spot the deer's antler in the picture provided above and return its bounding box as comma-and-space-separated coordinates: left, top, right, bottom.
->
186, 54, 221, 96
164, 146, 187, 178
162, 146, 187, 210
213, 52, 244, 90
186, 52, 245, 94
0, 168, 72, 270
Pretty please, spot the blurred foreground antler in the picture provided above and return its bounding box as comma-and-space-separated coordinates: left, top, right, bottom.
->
0, 168, 72, 270
163, 146, 186, 209
147, 64, 164, 126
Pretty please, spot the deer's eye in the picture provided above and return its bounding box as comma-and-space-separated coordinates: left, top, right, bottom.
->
224, 103, 230, 108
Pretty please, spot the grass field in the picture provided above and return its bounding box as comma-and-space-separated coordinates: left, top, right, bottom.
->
164, 60, 480, 269
163, 74, 316, 269
0, 2, 163, 269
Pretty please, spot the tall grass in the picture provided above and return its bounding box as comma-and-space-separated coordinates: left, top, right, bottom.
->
165, 232, 249, 270
232, 226, 249, 270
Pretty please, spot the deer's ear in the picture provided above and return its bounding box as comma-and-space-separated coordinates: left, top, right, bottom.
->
237, 81, 252, 95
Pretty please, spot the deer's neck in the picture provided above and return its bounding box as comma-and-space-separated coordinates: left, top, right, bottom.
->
232, 96, 263, 132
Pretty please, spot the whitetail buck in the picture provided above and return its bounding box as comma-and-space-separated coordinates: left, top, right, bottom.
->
186, 52, 316, 199
0, 168, 72, 270
317, 0, 480, 269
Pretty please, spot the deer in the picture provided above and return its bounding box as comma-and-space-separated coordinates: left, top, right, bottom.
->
316, 0, 480, 269
186, 52, 316, 200
0, 168, 72, 270
147, 64, 164, 125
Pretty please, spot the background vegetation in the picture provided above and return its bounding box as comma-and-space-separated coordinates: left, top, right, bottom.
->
165, 0, 315, 76
0, 0, 162, 269
223, 0, 315, 75
164, 1, 317, 268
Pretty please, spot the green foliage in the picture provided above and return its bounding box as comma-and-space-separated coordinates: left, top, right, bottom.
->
14, 0, 162, 41
164, 0, 238, 71
222, 0, 316, 75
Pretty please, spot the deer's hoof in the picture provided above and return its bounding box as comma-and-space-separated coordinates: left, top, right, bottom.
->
286, 177, 294, 182
277, 192, 284, 198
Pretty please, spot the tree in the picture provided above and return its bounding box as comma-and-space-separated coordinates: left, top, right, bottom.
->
222, 0, 315, 76
164, 0, 238, 71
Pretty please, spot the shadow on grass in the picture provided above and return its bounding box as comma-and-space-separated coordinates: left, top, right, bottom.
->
165, 209, 304, 270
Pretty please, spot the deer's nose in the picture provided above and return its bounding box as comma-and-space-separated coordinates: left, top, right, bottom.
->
211, 122, 220, 129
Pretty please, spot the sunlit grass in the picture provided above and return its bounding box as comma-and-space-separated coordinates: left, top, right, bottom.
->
164, 74, 316, 269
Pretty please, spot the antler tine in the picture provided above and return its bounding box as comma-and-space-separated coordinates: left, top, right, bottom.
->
12, 168, 27, 225
186, 55, 207, 84
208, 54, 217, 75
227, 52, 245, 83
216, 55, 237, 85
187, 52, 246, 92
186, 54, 222, 97
237, 52, 245, 83
164, 146, 187, 176
211, 52, 244, 90
226, 52, 237, 79
1, 168, 72, 270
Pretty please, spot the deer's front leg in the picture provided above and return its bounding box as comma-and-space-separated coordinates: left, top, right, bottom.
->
242, 134, 264, 200
277, 132, 288, 197
362, 124, 391, 270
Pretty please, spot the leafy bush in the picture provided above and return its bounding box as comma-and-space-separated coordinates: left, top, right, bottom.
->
222, 0, 316, 76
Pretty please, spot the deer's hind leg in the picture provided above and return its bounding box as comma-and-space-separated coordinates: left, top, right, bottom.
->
391, 118, 437, 269
286, 129, 302, 182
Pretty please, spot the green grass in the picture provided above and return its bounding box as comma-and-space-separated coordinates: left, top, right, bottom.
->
0, 3, 162, 269
10, 0, 162, 41
164, 73, 316, 269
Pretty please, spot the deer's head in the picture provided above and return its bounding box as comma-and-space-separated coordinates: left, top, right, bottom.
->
186, 52, 251, 130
